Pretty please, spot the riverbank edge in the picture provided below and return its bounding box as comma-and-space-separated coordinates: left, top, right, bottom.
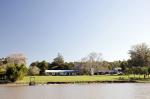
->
0, 80, 150, 86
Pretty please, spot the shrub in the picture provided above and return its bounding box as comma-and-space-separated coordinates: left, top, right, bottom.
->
6, 64, 27, 82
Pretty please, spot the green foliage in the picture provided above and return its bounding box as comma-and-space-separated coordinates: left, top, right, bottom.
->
6, 64, 27, 82
30, 61, 39, 67
28, 66, 40, 76
17, 75, 130, 84
125, 68, 132, 75
141, 67, 148, 74
64, 62, 75, 70
0, 65, 6, 74
37, 61, 49, 75
49, 53, 75, 70
129, 43, 150, 67
29, 54, 75, 76
50, 53, 64, 69
53, 53, 64, 65
120, 61, 128, 72
110, 61, 121, 68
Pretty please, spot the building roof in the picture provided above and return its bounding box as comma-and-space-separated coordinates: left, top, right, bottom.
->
97, 70, 115, 73
45, 70, 76, 73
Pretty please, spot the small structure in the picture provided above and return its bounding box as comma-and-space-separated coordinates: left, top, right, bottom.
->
45, 70, 78, 76
90, 68, 94, 75
96, 70, 115, 75
113, 67, 122, 74
29, 76, 35, 86
96, 68, 123, 75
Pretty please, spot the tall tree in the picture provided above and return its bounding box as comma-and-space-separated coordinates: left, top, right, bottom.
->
80, 52, 103, 75
49, 53, 65, 70
37, 61, 49, 75
129, 43, 150, 67
53, 53, 64, 65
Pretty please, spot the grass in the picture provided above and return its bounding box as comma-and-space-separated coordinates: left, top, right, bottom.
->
15, 75, 130, 84
16, 75, 150, 84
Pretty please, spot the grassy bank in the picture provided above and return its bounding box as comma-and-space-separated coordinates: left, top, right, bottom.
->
15, 75, 150, 84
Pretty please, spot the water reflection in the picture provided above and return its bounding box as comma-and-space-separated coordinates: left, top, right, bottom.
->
0, 83, 150, 99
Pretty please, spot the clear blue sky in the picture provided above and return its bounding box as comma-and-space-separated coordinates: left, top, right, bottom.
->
0, 0, 150, 65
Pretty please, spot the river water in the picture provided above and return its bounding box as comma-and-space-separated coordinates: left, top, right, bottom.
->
0, 83, 150, 99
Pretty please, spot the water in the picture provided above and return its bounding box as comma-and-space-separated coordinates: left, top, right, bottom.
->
0, 83, 150, 99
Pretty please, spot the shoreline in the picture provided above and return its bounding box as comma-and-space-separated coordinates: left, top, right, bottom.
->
2, 75, 150, 86
46, 80, 137, 84
0, 80, 150, 86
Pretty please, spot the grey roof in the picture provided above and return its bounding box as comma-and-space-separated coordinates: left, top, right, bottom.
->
45, 70, 76, 73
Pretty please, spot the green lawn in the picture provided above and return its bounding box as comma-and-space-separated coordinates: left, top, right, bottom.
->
15, 75, 128, 84
16, 75, 150, 84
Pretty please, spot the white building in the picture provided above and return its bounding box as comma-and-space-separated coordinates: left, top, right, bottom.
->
45, 70, 78, 76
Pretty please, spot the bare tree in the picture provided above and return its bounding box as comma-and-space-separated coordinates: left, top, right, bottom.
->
80, 52, 103, 75
6, 53, 27, 65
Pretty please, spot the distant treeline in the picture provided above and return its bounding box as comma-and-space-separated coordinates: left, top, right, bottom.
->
1, 43, 150, 82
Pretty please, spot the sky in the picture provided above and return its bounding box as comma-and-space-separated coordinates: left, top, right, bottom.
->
0, 0, 150, 65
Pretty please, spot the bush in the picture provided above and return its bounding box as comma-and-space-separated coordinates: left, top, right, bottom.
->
6, 64, 27, 82
28, 66, 40, 76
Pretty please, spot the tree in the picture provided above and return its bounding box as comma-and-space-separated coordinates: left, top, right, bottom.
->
101, 61, 112, 70
129, 43, 150, 67
110, 61, 121, 68
29, 61, 49, 75
30, 61, 39, 67
136, 67, 142, 78
125, 68, 132, 78
6, 64, 27, 82
148, 67, 150, 78
80, 52, 103, 75
49, 53, 65, 70
28, 66, 40, 76
37, 61, 49, 75
141, 67, 148, 79
0, 65, 6, 78
6, 53, 27, 65
52, 53, 64, 65
0, 58, 8, 66
120, 60, 128, 72
0, 54, 27, 82
64, 62, 75, 70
